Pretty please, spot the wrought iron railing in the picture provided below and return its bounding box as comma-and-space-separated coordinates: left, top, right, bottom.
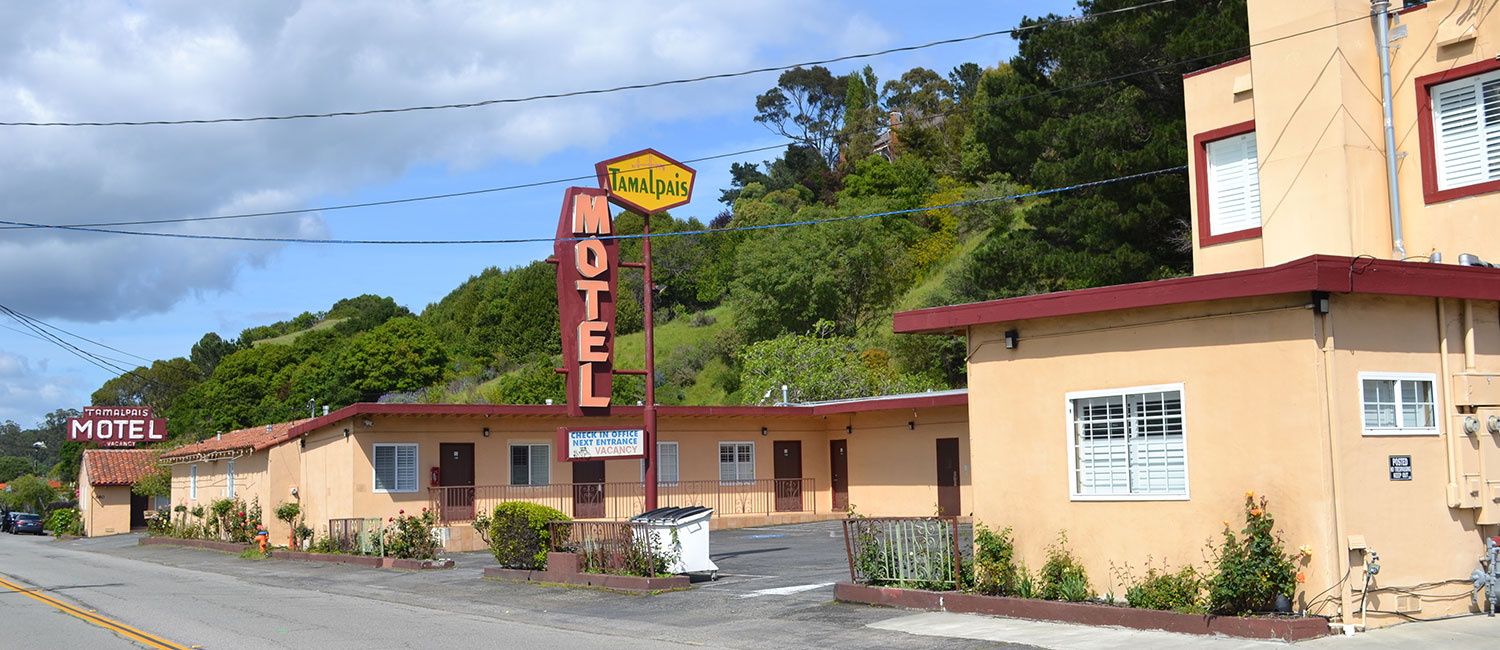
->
428, 477, 816, 523
841, 517, 972, 590
548, 520, 668, 577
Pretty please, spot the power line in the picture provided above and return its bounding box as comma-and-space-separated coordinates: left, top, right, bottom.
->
0, 5, 1366, 234
0, 166, 1186, 245
0, 1, 1177, 128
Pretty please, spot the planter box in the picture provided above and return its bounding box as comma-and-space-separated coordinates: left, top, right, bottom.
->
140, 538, 453, 570
482, 552, 689, 593
835, 583, 1329, 642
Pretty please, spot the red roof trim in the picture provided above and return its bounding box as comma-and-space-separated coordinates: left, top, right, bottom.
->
1181, 55, 1250, 80
1193, 120, 1263, 247
894, 255, 1500, 333
1416, 57, 1500, 205
258, 394, 970, 450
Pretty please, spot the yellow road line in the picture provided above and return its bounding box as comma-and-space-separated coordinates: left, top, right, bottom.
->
0, 576, 192, 650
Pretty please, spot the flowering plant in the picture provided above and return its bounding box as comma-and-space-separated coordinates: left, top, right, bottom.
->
1206, 494, 1298, 615
383, 508, 441, 560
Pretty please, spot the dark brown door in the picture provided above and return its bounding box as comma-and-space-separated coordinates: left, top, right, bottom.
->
572, 460, 606, 519
936, 438, 960, 516
129, 493, 149, 530
830, 439, 849, 512
440, 443, 476, 521
773, 441, 803, 512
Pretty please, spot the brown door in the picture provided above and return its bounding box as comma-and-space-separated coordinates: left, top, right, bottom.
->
572, 460, 606, 519
440, 443, 476, 521
773, 441, 803, 512
829, 439, 849, 512
936, 438, 960, 516
129, 493, 150, 530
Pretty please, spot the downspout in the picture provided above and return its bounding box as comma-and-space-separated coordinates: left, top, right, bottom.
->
1439, 299, 1462, 506
1373, 0, 1406, 259
1318, 307, 1355, 623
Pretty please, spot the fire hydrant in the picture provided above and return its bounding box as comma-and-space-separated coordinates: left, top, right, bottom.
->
256, 526, 269, 554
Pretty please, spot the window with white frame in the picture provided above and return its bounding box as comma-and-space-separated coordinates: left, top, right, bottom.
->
510, 444, 550, 485
1067, 385, 1188, 500
719, 442, 755, 483
373, 443, 418, 492
1431, 69, 1500, 192
226, 460, 235, 498
1360, 372, 1438, 435
190, 464, 197, 499
641, 442, 679, 485
1205, 132, 1262, 236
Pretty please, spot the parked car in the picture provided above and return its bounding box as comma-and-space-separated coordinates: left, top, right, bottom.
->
9, 513, 43, 535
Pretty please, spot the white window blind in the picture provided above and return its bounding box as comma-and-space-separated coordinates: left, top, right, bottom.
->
1069, 386, 1187, 499
641, 442, 679, 484
1433, 70, 1500, 191
510, 444, 550, 485
719, 442, 754, 482
1360, 373, 1438, 435
1205, 132, 1262, 236
373, 443, 418, 492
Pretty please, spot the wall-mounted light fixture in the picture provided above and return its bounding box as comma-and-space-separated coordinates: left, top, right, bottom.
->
761, 427, 768, 436
343, 428, 350, 439
845, 425, 853, 435
299, 438, 305, 449
908, 421, 915, 430
1004, 329, 1019, 350
1312, 291, 1330, 314
483, 427, 490, 437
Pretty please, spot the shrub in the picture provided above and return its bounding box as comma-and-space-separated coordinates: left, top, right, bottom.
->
1038, 531, 1091, 601
973, 524, 1021, 596
475, 502, 571, 569
383, 508, 441, 560
1113, 559, 1206, 613
1208, 494, 1297, 615
48, 508, 83, 537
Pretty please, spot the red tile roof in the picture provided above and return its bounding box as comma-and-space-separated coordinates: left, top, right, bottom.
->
82, 449, 160, 486
894, 255, 1500, 334
160, 419, 309, 462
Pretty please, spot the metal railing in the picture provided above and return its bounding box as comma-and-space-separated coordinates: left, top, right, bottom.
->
328, 517, 384, 555
842, 517, 971, 590
548, 520, 666, 577
429, 477, 816, 523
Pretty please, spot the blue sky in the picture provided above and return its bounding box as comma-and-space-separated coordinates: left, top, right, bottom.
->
0, 0, 1081, 427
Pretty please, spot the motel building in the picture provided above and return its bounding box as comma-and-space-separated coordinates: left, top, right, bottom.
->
162, 395, 970, 554
892, 0, 1500, 627
77, 449, 162, 537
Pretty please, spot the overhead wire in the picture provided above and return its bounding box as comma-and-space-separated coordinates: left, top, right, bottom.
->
0, 6, 1374, 234
0, 165, 1187, 245
0, 0, 1178, 128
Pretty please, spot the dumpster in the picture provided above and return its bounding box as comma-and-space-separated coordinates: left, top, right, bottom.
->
631, 506, 718, 579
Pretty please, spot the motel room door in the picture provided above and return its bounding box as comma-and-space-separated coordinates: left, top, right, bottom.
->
936, 438, 960, 517
439, 443, 476, 521
573, 460, 606, 519
773, 441, 803, 512
829, 439, 848, 512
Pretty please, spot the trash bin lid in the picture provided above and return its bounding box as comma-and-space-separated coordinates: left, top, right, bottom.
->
630, 506, 713, 522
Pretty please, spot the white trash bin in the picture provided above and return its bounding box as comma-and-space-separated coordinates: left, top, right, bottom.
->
630, 506, 718, 579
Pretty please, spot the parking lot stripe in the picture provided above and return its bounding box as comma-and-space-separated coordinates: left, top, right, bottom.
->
737, 582, 834, 598
0, 575, 192, 650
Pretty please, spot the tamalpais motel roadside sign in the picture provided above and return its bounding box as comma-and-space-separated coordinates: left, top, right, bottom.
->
593, 149, 696, 215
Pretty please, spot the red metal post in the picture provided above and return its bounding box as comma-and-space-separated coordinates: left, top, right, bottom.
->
642, 215, 658, 512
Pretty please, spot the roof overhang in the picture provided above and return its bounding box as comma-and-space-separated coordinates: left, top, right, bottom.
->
894, 255, 1500, 335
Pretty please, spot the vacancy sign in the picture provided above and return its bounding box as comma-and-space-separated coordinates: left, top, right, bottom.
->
594, 149, 696, 215
557, 427, 646, 461
68, 406, 167, 448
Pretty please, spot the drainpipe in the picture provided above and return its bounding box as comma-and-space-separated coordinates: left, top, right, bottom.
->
1438, 299, 1462, 507
1373, 0, 1406, 259
1318, 307, 1355, 623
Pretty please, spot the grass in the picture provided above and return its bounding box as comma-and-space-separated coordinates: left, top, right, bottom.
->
251, 317, 347, 347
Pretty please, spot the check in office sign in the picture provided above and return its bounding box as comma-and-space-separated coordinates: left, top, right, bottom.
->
556, 427, 646, 461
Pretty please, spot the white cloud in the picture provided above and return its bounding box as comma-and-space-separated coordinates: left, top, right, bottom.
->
0, 0, 839, 321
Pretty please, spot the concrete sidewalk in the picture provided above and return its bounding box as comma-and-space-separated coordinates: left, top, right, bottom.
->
871, 610, 1498, 649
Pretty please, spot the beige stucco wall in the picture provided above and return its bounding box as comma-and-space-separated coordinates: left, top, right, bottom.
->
1185, 0, 1500, 273
963, 292, 1500, 625
167, 451, 271, 532
1183, 58, 1264, 275
830, 404, 972, 517
79, 462, 133, 537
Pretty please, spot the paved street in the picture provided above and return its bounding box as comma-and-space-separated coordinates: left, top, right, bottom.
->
2, 521, 1497, 649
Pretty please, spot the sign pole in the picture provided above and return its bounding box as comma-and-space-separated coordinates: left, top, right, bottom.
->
642, 214, 659, 512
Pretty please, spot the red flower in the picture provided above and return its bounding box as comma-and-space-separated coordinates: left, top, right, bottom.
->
388, 517, 394, 522
398, 509, 405, 515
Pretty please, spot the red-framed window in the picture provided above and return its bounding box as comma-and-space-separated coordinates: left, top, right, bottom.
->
1417, 58, 1500, 204
1193, 120, 1262, 247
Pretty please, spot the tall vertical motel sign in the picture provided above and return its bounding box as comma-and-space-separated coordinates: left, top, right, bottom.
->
554, 148, 695, 511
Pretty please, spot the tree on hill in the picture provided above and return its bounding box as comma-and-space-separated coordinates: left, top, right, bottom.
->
0, 456, 30, 483
754, 66, 849, 167
338, 317, 449, 399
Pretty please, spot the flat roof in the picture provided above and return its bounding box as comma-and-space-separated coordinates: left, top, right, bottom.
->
256, 391, 969, 451
894, 255, 1500, 334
